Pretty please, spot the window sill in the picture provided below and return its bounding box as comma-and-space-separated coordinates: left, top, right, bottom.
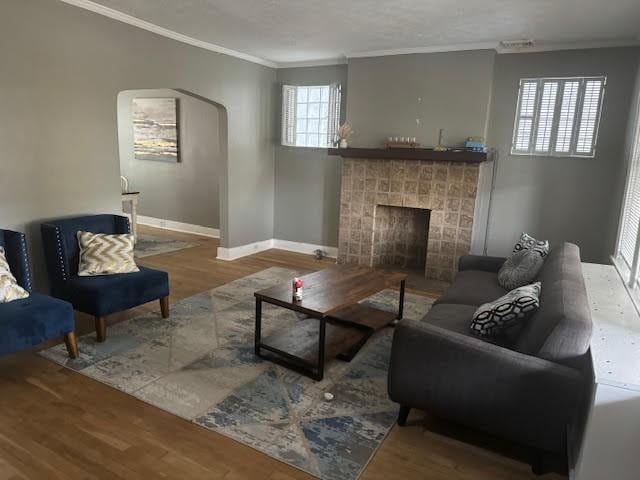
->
509, 150, 596, 159
583, 262, 640, 392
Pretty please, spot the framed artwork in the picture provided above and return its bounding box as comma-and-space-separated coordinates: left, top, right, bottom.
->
132, 98, 180, 162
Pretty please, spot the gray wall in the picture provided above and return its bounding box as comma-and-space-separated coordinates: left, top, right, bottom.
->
346, 51, 496, 147
1, 0, 275, 287
273, 65, 347, 247
118, 89, 222, 229
486, 48, 640, 263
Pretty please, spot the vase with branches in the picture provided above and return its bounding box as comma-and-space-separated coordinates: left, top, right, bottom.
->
336, 123, 353, 148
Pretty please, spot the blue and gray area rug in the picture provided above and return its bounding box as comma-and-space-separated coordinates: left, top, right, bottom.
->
134, 233, 198, 258
40, 267, 434, 480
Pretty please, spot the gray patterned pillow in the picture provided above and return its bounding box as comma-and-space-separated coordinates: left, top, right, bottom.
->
471, 282, 541, 337
498, 249, 544, 290
513, 232, 549, 258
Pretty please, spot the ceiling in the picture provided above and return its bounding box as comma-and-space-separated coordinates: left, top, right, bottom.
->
66, 0, 640, 67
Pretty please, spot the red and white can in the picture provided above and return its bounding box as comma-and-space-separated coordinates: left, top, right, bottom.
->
293, 277, 304, 301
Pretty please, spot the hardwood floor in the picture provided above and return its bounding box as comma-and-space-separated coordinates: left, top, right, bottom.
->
0, 225, 564, 479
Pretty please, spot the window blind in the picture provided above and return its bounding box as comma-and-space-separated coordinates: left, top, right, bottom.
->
511, 76, 605, 157
617, 111, 640, 273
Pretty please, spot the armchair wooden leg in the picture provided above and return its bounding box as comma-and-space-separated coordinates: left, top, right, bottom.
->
160, 296, 170, 319
397, 405, 411, 426
95, 316, 106, 343
64, 332, 79, 359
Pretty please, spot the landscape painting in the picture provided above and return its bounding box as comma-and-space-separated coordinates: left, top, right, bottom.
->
132, 98, 180, 162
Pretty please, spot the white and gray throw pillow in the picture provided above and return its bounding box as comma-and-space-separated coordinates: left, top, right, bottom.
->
498, 249, 545, 290
0, 246, 30, 303
513, 232, 549, 258
77, 231, 139, 276
470, 282, 541, 337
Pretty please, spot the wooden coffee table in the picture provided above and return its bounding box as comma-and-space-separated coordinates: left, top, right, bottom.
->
254, 264, 406, 380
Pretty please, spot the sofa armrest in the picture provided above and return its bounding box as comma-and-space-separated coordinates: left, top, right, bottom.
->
458, 254, 506, 272
388, 320, 583, 452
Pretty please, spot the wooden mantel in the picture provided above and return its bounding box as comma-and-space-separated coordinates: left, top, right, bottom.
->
328, 147, 487, 163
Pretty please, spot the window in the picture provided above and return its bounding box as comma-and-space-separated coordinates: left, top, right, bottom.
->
614, 98, 640, 291
511, 76, 606, 157
281, 84, 341, 148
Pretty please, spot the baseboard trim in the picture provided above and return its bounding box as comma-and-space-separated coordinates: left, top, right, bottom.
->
272, 239, 338, 259
216, 238, 338, 261
136, 215, 220, 238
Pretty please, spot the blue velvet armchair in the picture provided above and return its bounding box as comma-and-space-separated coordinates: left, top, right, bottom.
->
41, 214, 170, 342
0, 229, 78, 358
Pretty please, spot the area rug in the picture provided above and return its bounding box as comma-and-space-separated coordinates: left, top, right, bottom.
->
134, 233, 198, 258
40, 267, 434, 480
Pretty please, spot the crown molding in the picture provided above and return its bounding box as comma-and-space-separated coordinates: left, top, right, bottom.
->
59, 0, 278, 68
347, 42, 499, 59
495, 39, 640, 54
347, 39, 640, 59
277, 58, 348, 69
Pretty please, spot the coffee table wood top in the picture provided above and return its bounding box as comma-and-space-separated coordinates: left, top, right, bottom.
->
254, 264, 407, 318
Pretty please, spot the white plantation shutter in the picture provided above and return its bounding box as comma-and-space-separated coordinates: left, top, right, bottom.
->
512, 80, 538, 153
281, 83, 341, 148
554, 81, 580, 153
534, 81, 559, 152
511, 76, 605, 157
328, 83, 342, 147
575, 79, 605, 156
281, 85, 296, 146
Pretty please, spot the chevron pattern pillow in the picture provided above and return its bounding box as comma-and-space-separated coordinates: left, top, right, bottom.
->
77, 231, 139, 277
470, 282, 541, 337
0, 247, 30, 303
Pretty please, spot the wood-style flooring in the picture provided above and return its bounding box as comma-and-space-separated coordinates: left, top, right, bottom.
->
0, 225, 565, 479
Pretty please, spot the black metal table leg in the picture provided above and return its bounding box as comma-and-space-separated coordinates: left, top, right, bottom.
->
397, 279, 406, 320
316, 317, 326, 381
255, 298, 262, 356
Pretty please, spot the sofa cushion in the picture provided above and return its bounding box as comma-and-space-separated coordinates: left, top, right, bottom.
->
55, 266, 169, 317
471, 282, 541, 337
0, 293, 74, 357
435, 270, 507, 306
421, 303, 514, 348
498, 249, 545, 290
513, 232, 550, 258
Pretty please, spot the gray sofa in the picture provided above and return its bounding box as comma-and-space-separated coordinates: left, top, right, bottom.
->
388, 242, 592, 468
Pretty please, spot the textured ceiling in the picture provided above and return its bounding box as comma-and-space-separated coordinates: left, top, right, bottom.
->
81, 0, 640, 65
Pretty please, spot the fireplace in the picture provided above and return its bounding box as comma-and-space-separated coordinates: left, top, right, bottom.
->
372, 205, 430, 273
337, 158, 479, 281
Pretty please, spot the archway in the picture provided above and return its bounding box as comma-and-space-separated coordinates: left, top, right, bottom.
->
116, 88, 228, 253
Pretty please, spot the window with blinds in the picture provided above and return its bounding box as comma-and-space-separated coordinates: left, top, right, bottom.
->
615, 102, 640, 287
281, 84, 341, 148
511, 76, 606, 157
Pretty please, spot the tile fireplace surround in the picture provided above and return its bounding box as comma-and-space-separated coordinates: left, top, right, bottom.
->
337, 158, 480, 281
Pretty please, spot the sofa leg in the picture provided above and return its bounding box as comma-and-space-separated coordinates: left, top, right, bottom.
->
397, 405, 411, 426
160, 296, 170, 318
64, 332, 79, 359
95, 316, 106, 343
530, 450, 546, 476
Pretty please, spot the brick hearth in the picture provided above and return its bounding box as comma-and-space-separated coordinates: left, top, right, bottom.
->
337, 158, 479, 281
